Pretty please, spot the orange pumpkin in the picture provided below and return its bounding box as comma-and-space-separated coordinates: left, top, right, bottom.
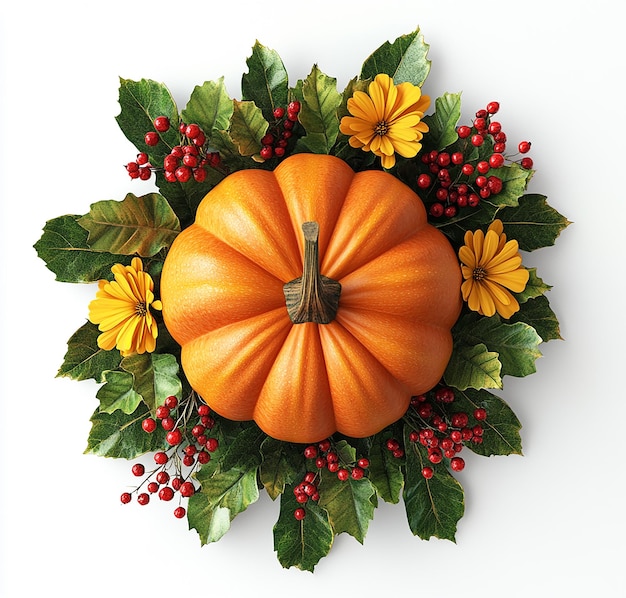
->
160, 153, 461, 443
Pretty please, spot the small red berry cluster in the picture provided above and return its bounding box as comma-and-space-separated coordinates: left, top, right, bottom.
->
120, 394, 219, 518
259, 101, 301, 161
125, 116, 222, 183
293, 439, 370, 520
404, 386, 487, 479
417, 101, 533, 219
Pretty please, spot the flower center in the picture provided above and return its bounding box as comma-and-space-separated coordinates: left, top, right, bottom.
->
374, 120, 390, 136
472, 267, 488, 281
135, 301, 148, 317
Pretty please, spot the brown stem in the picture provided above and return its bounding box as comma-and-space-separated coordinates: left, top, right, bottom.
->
283, 222, 341, 324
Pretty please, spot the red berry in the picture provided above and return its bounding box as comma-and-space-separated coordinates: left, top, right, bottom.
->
156, 471, 170, 485
131, 463, 145, 477
175, 166, 192, 183
155, 405, 170, 419
318, 440, 331, 452
273, 107, 285, 119
205, 437, 219, 452
161, 416, 175, 431
337, 469, 349, 481
159, 487, 174, 501
294, 507, 306, 521
351, 467, 364, 480
471, 134, 484, 147
429, 202, 444, 217
120, 492, 132, 504
147, 482, 159, 494
474, 408, 488, 421
486, 101, 500, 114
487, 176, 503, 194
304, 445, 318, 459
451, 151, 464, 165
520, 157, 534, 169
142, 418, 157, 433
477, 160, 490, 174
489, 153, 505, 169
166, 429, 183, 446
180, 481, 195, 497
136, 152, 149, 165
197, 451, 211, 464
137, 493, 150, 505
450, 457, 465, 471
138, 167, 151, 181
164, 395, 178, 409
518, 140, 532, 153
182, 455, 195, 467
185, 124, 201, 139
417, 173, 432, 189
461, 163, 474, 176
274, 147, 286, 158
154, 116, 170, 132
260, 146, 273, 160
457, 125, 471, 139
174, 506, 186, 519
193, 131, 206, 146
193, 167, 207, 182
488, 121, 502, 135
357, 458, 369, 469
154, 451, 168, 465
197, 404, 211, 417
144, 131, 159, 146
421, 467, 434, 479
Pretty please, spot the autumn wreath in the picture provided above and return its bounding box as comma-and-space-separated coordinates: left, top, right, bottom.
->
35, 29, 569, 571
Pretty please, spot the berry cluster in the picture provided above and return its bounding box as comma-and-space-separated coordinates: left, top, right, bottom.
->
293, 439, 370, 520
403, 386, 487, 479
417, 101, 533, 219
120, 394, 219, 518
259, 101, 301, 161
125, 116, 222, 183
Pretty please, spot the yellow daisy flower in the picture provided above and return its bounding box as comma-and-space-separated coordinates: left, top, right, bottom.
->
88, 257, 162, 356
458, 220, 529, 319
339, 73, 430, 169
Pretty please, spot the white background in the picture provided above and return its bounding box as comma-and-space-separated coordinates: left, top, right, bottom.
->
1, 1, 623, 596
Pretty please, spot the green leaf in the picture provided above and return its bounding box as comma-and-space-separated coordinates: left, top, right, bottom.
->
181, 77, 234, 138
444, 343, 502, 390
455, 314, 542, 378
274, 488, 334, 572
422, 92, 461, 150
115, 78, 180, 157
293, 65, 342, 154
367, 432, 404, 504
77, 193, 180, 257
120, 353, 182, 414
259, 437, 303, 500
219, 424, 265, 471
189, 466, 260, 544
515, 268, 552, 304
57, 321, 121, 382
497, 194, 571, 251
241, 41, 289, 120
452, 388, 523, 456
403, 426, 464, 541
510, 295, 562, 342
488, 162, 534, 208
85, 407, 165, 458
318, 470, 376, 543
96, 369, 143, 414
34, 215, 131, 282
360, 28, 431, 86
229, 99, 269, 157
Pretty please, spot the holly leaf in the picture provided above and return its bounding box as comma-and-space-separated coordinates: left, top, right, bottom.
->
497, 194, 571, 251
422, 92, 461, 150
120, 353, 182, 414
189, 466, 261, 544
181, 77, 234, 138
57, 321, 121, 382
219, 423, 265, 471
360, 28, 431, 86
515, 268, 552, 303
34, 215, 131, 282
403, 426, 465, 541
444, 342, 502, 390
229, 99, 269, 158
241, 41, 289, 121
274, 488, 334, 572
259, 437, 303, 500
115, 78, 180, 157
510, 295, 562, 342
318, 470, 376, 543
451, 388, 523, 456
365, 432, 404, 504
455, 314, 543, 378
85, 406, 165, 458
77, 193, 180, 257
293, 65, 342, 154
96, 369, 143, 414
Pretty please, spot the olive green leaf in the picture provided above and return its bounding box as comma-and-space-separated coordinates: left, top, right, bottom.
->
229, 99, 269, 158
260, 437, 303, 500
422, 92, 461, 150
361, 28, 431, 86
367, 432, 404, 504
182, 77, 234, 138
57, 321, 121, 382
77, 193, 180, 257
96, 370, 143, 415
510, 295, 562, 342
445, 342, 503, 390
515, 268, 552, 303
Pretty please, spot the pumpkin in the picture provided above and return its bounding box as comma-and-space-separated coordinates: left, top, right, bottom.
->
160, 153, 461, 443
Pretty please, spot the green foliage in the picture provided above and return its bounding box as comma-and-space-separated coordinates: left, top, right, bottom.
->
77, 193, 180, 257
422, 92, 461, 150
445, 342, 503, 390
229, 99, 269, 158
182, 77, 234, 138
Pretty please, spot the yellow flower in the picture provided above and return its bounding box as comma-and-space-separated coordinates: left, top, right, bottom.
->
88, 257, 162, 356
458, 220, 529, 319
339, 73, 430, 169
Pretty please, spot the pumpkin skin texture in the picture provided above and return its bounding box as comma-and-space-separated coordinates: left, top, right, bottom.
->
160, 153, 461, 443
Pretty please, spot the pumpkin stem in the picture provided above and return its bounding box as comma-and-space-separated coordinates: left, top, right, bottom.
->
283, 221, 341, 324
